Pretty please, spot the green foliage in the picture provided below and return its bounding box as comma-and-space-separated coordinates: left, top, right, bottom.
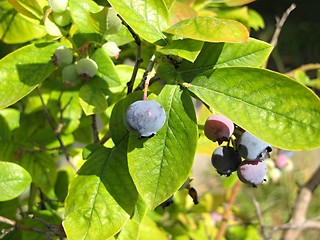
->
0, 0, 319, 239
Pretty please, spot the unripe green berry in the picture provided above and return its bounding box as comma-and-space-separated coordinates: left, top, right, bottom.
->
102, 41, 121, 59
53, 9, 71, 27
49, 0, 68, 13
53, 46, 73, 67
62, 64, 78, 86
76, 58, 98, 79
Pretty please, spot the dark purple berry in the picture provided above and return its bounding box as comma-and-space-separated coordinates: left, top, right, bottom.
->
211, 146, 242, 176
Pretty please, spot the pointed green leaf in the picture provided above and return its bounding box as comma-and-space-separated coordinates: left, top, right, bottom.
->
68, 0, 101, 34
115, 197, 149, 240
64, 142, 139, 240
0, 162, 32, 201
165, 16, 249, 43
187, 67, 320, 150
178, 38, 273, 81
0, 42, 62, 109
128, 85, 198, 208
107, 0, 169, 44
79, 81, 108, 115
0, 3, 46, 44
91, 48, 123, 94
20, 153, 57, 196
157, 39, 204, 62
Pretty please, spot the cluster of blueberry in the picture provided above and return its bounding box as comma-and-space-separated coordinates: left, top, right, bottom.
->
53, 46, 98, 85
204, 114, 272, 187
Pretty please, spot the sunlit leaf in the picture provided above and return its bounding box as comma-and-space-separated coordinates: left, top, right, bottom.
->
187, 67, 320, 150
0, 162, 32, 201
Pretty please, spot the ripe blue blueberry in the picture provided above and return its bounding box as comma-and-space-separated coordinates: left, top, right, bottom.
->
211, 146, 242, 176
237, 131, 272, 160
204, 114, 234, 144
237, 159, 267, 187
125, 100, 166, 138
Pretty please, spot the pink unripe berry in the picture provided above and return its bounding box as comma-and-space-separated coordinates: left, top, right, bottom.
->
204, 114, 234, 144
274, 154, 290, 169
237, 159, 267, 187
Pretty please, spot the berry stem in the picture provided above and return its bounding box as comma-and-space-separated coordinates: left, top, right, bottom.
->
215, 180, 241, 240
143, 68, 156, 100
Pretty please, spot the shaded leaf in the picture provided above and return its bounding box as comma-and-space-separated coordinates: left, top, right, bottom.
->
107, 0, 169, 44
157, 39, 204, 62
178, 38, 273, 81
20, 153, 57, 196
64, 142, 138, 239
165, 16, 249, 43
128, 85, 198, 208
0, 162, 32, 201
187, 67, 320, 150
0, 42, 62, 109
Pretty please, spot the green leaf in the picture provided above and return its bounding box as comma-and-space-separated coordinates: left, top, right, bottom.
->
0, 42, 62, 109
115, 197, 149, 240
187, 67, 320, 150
64, 142, 139, 240
178, 38, 273, 81
20, 153, 57, 196
0, 161, 32, 201
107, 0, 169, 44
157, 39, 204, 62
128, 85, 198, 208
0, 2, 46, 44
165, 16, 249, 43
8, 0, 46, 20
91, 48, 123, 94
0, 108, 20, 131
68, 0, 101, 40
169, 1, 197, 25
79, 80, 108, 115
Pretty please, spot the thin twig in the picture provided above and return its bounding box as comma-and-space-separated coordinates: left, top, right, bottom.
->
36, 88, 77, 170
91, 114, 100, 143
263, 3, 296, 68
286, 63, 320, 77
143, 68, 156, 100
215, 180, 242, 240
0, 215, 66, 238
99, 132, 111, 145
251, 195, 268, 240
281, 164, 320, 240
117, 14, 143, 95
136, 54, 156, 91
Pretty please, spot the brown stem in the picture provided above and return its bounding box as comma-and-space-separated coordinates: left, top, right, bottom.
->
91, 114, 100, 143
215, 180, 242, 240
36, 88, 77, 170
281, 164, 320, 239
117, 14, 143, 95
263, 3, 296, 69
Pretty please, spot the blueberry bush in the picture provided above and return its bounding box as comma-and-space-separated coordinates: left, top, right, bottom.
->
0, 0, 320, 239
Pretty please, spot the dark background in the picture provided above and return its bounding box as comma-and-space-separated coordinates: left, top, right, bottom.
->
249, 0, 320, 71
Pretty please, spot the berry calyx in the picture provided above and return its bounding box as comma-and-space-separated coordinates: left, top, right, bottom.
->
49, 0, 68, 13
237, 131, 272, 160
76, 58, 98, 79
237, 159, 267, 187
204, 114, 234, 144
211, 146, 242, 176
53, 46, 73, 67
125, 100, 166, 138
